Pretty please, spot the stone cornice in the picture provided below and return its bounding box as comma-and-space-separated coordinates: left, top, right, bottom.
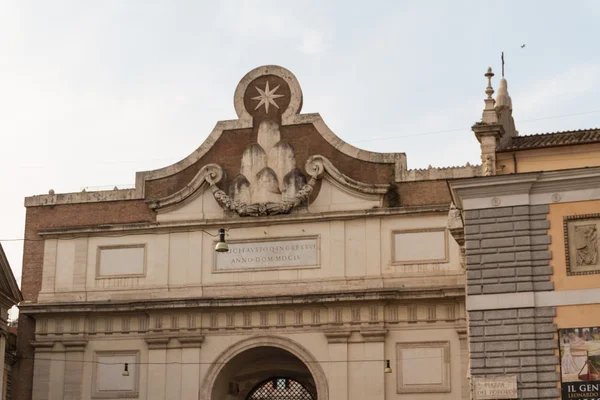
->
449, 166, 600, 210
455, 327, 468, 340
324, 330, 352, 343
144, 334, 205, 349
176, 334, 205, 348
62, 339, 89, 352
36, 205, 449, 239
360, 328, 388, 342
472, 123, 505, 143
20, 286, 465, 315
145, 335, 170, 350
30, 340, 55, 353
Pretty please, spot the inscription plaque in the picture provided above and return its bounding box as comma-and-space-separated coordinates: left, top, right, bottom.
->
215, 237, 319, 271
473, 375, 517, 399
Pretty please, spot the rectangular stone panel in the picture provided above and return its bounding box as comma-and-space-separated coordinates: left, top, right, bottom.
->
392, 229, 447, 264
93, 351, 139, 398
97, 245, 145, 277
215, 237, 319, 271
396, 341, 451, 393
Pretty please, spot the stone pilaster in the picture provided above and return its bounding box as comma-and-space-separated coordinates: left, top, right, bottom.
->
145, 335, 169, 400
177, 335, 204, 400
31, 341, 54, 400
456, 328, 470, 400
325, 330, 351, 400
62, 340, 88, 400
360, 329, 387, 400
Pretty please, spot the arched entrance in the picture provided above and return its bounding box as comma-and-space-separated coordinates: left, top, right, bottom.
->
200, 336, 328, 400
246, 377, 314, 400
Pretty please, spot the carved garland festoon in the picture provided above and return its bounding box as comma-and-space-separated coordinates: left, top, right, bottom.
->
207, 156, 327, 217
209, 176, 316, 217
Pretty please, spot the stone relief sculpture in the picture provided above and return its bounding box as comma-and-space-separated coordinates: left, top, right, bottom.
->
206, 78, 319, 217
483, 154, 494, 176
575, 224, 598, 266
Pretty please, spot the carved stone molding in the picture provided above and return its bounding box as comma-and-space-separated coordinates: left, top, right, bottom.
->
30, 340, 55, 353
145, 335, 170, 350
62, 339, 89, 352
360, 329, 388, 342
305, 155, 390, 196
176, 334, 205, 348
147, 163, 224, 210
447, 203, 466, 269
447, 204, 465, 246
324, 330, 352, 343
455, 327, 468, 340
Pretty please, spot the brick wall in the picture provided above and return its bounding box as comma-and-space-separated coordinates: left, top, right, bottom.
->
463, 205, 560, 400
14, 200, 155, 400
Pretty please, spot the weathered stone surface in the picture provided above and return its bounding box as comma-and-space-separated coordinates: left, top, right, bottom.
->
481, 237, 514, 248
462, 204, 557, 398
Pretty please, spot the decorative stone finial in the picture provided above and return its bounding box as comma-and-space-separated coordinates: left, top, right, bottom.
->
485, 67, 495, 99
48, 189, 55, 195
480, 67, 498, 124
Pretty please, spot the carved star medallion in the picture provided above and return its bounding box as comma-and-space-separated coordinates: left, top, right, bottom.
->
251, 81, 284, 113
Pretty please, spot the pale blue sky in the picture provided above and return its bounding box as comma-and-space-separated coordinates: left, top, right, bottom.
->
1, 1, 600, 285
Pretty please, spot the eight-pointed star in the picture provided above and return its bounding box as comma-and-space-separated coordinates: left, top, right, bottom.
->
252, 81, 284, 113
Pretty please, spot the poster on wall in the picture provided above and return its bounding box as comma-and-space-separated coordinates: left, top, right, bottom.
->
560, 328, 600, 399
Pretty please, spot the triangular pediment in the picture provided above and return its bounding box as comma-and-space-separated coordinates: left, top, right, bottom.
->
0, 244, 23, 306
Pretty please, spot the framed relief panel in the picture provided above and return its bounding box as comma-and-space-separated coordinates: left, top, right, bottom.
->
396, 341, 451, 393
564, 215, 600, 276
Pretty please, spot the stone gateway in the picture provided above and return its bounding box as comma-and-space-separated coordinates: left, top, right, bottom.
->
17, 65, 475, 400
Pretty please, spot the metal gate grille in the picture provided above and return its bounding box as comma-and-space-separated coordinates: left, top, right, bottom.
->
246, 378, 313, 400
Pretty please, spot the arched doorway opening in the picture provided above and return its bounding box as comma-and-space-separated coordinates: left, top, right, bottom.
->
246, 377, 314, 400
209, 346, 319, 399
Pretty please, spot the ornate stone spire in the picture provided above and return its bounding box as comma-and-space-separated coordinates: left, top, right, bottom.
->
473, 67, 504, 177
485, 67, 495, 98
495, 76, 518, 148
495, 78, 512, 110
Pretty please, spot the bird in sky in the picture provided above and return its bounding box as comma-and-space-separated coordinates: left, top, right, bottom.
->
521, 44, 526, 48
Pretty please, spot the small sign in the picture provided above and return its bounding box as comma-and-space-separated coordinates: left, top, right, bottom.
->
215, 237, 319, 271
473, 375, 518, 399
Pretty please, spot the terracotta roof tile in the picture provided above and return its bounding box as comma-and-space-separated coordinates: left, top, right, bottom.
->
498, 128, 600, 151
